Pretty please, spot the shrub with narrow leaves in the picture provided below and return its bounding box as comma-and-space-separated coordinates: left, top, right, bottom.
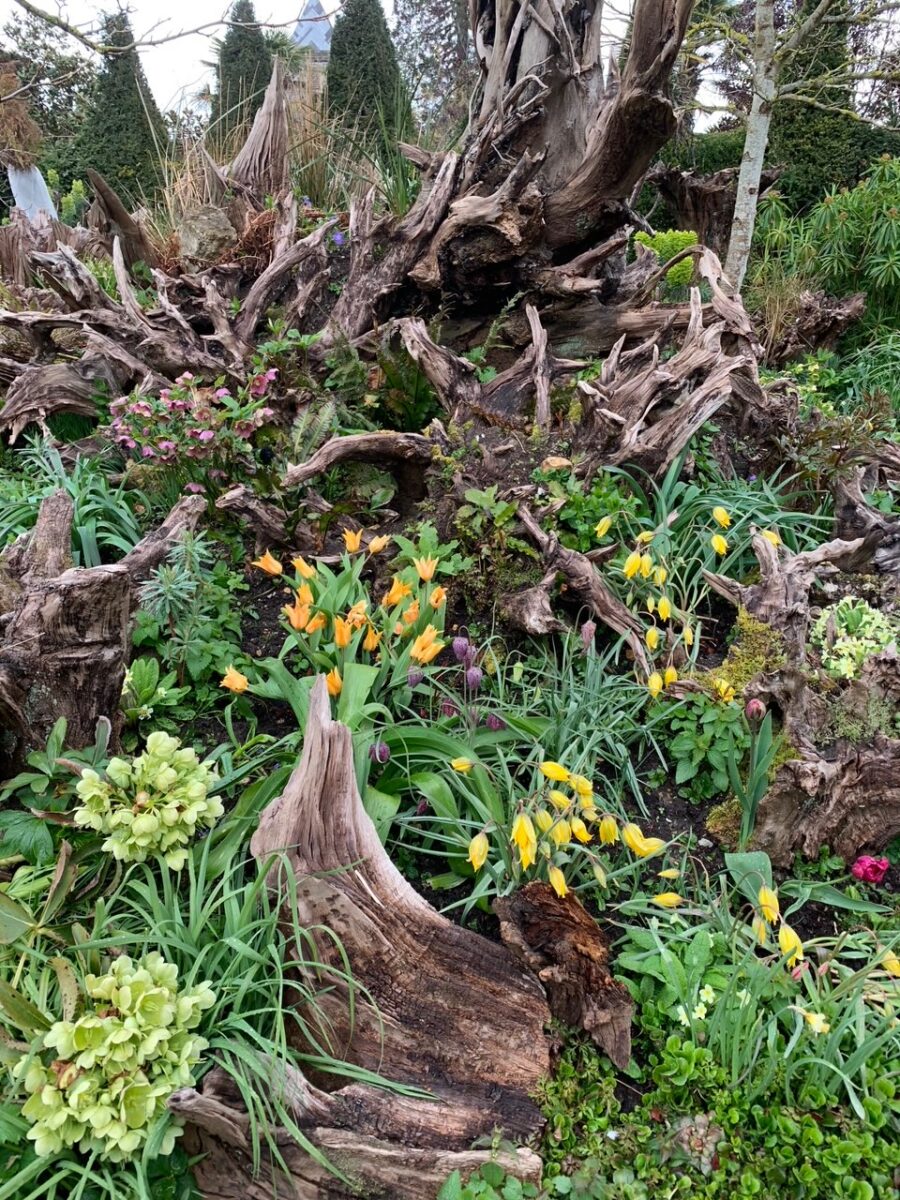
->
74, 731, 221, 869
15, 953, 214, 1161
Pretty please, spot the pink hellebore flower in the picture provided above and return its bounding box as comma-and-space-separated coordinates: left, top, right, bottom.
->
850, 856, 889, 884
184, 482, 205, 494
215, 387, 231, 398
175, 372, 194, 385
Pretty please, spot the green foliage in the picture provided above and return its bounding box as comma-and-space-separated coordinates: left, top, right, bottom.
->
438, 1164, 540, 1199
73, 13, 167, 200
658, 694, 750, 804
810, 596, 898, 679
120, 658, 193, 752
210, 0, 273, 148
327, 0, 410, 146
634, 228, 698, 288
714, 609, 787, 695
659, 128, 745, 175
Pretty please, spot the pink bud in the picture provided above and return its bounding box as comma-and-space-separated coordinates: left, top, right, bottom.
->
745, 698, 767, 723
580, 620, 597, 650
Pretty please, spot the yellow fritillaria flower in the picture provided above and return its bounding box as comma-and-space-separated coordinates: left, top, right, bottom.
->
761, 529, 782, 547
468, 832, 489, 871
571, 816, 592, 844
429, 586, 447, 609
306, 611, 326, 634
711, 533, 728, 556
592, 863, 607, 888
511, 812, 537, 870
283, 599, 310, 632
333, 616, 352, 649
751, 916, 769, 945
640, 553, 653, 578
712, 506, 731, 529
549, 789, 570, 812
647, 672, 663, 699
251, 550, 283, 576
657, 596, 672, 622
569, 774, 593, 799
658, 868, 680, 880
595, 516, 612, 538
683, 625, 694, 648
342, 528, 363, 553
413, 556, 439, 582
623, 551, 642, 579
758, 886, 780, 924
713, 679, 736, 704
220, 665, 249, 693
882, 949, 900, 977
291, 555, 317, 579
451, 757, 473, 773
540, 761, 570, 783
652, 892, 684, 908
778, 922, 804, 967
598, 816, 619, 845
363, 625, 382, 652
548, 866, 568, 898
636, 530, 655, 545
664, 665, 678, 687
646, 627, 660, 652
550, 819, 572, 846
622, 823, 665, 858
647, 597, 656, 616
368, 535, 391, 554
535, 809, 554, 834
326, 667, 342, 697
653, 565, 668, 587
382, 576, 413, 608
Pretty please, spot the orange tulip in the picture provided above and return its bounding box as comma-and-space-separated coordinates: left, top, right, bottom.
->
306, 611, 326, 634
382, 576, 412, 607
347, 600, 368, 628
333, 616, 352, 649
363, 625, 383, 652
251, 550, 282, 576
342, 528, 363, 553
326, 667, 342, 697
291, 556, 316, 580
410, 625, 443, 664
413, 556, 439, 582
368, 535, 390, 554
283, 599, 310, 631
402, 599, 420, 625
296, 583, 314, 606
220, 665, 249, 693
429, 586, 447, 609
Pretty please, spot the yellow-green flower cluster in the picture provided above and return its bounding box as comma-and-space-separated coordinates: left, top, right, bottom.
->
15, 953, 214, 1161
74, 732, 220, 870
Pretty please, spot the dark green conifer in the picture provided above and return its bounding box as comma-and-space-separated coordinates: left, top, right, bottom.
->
327, 0, 410, 146
212, 0, 273, 147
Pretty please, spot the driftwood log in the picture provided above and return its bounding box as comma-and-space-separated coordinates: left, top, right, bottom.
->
171, 678, 631, 1198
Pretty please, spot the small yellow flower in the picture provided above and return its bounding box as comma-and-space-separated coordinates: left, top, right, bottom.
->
535, 808, 554, 834
451, 757, 473, 773
647, 597, 656, 615
468, 832, 489, 871
580, 802, 598, 822
751, 916, 769, 945
410, 626, 444, 664
713, 678, 736, 704
549, 789, 570, 812
652, 892, 684, 908
797, 1008, 830, 1035
653, 565, 668, 587
429, 586, 447, 609
220, 665, 249, 693
683, 625, 695, 648
413, 556, 439, 582
571, 816, 592, 844
595, 516, 612, 538
778, 922, 804, 967
511, 812, 537, 870
623, 823, 665, 857
592, 863, 607, 887
758, 886, 780, 924
664, 665, 678, 687
291, 555, 317, 579
569, 774, 593, 798
402, 599, 420, 625
761, 529, 782, 547
297, 583, 314, 606
640, 553, 653, 578
711, 533, 728, 556
598, 816, 619, 845
333, 616, 352, 648
882, 949, 900, 977
282, 599, 310, 631
658, 868, 680, 879
548, 865, 568, 898
368, 535, 390, 554
551, 819, 572, 846
326, 666, 342, 697
657, 596, 672, 622
636, 530, 655, 545
306, 611, 326, 634
712, 506, 731, 529
646, 627, 660, 652
251, 550, 283, 575
623, 551, 642, 579
540, 761, 570, 783
363, 625, 382, 652
647, 672, 663, 699
342, 528, 363, 553
382, 576, 412, 607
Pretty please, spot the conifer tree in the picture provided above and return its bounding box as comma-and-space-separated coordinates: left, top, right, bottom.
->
327, 0, 410, 145
211, 0, 272, 147
73, 13, 166, 200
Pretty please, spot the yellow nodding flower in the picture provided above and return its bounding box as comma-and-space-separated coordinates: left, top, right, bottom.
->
306, 611, 326, 634
535, 808, 554, 834
429, 586, 447, 609
363, 625, 383, 652
712, 506, 731, 529
657, 596, 672, 622
368, 535, 390, 554
623, 823, 664, 857
548, 865, 568, 898
333, 616, 352, 649
882, 949, 900, 977
664, 665, 678, 687
283, 599, 310, 632
511, 812, 537, 870
220, 665, 249, 693
410, 626, 443, 664
761, 529, 782, 547
580, 802, 598, 822
547, 790, 569, 813
468, 832, 489, 871
778, 922, 804, 967
647, 672, 663, 699
251, 550, 283, 576
711, 533, 728, 556
540, 761, 570, 783
751, 916, 769, 945
569, 773, 593, 798
647, 597, 656, 615
413, 556, 439, 582
646, 627, 660, 652
683, 624, 695, 648
325, 667, 342, 697
402, 599, 421, 625
382, 576, 413, 607
652, 892, 684, 908
658, 868, 680, 879
636, 530, 655, 545
451, 757, 473, 773
640, 553, 653, 578
297, 583, 314, 606
571, 816, 592, 844
291, 555, 317, 579
592, 863, 608, 888
598, 815, 619, 845
595, 516, 612, 538
758, 886, 780, 924
623, 551, 642, 579
653, 565, 668, 587
797, 1007, 830, 1035
551, 819, 572, 846
342, 528, 363, 553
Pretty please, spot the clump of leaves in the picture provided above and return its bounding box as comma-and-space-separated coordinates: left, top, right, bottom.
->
658, 693, 750, 804
810, 595, 898, 680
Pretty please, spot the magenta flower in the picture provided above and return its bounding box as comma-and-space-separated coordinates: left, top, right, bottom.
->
850, 856, 889, 884
183, 482, 205, 494
175, 372, 194, 385
141, 445, 155, 458
215, 387, 231, 398
198, 429, 215, 442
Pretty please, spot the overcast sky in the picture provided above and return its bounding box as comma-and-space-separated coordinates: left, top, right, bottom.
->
0, 1, 392, 113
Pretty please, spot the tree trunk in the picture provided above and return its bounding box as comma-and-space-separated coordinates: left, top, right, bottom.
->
724, 0, 777, 289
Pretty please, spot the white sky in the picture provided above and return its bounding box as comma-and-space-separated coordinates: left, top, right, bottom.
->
0, 0, 393, 113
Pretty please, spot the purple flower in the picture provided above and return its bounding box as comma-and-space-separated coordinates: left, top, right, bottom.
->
183, 482, 205, 494
407, 669, 425, 688
580, 620, 597, 651
175, 372, 194, 385
368, 741, 391, 765
440, 700, 459, 718
465, 667, 483, 692
198, 429, 215, 443
463, 644, 478, 669
484, 713, 506, 731
332, 231, 346, 247
141, 445, 155, 458
158, 440, 176, 452
159, 389, 171, 401
302, 195, 312, 207
745, 698, 767, 723
214, 387, 230, 398
452, 637, 470, 663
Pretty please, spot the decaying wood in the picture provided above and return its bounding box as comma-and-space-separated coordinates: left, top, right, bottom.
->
0, 360, 123, 441
834, 472, 900, 574
646, 164, 780, 257
228, 58, 290, 201
496, 882, 633, 1068
215, 484, 298, 552
765, 290, 865, 364
85, 170, 158, 270
501, 571, 565, 635
283, 430, 437, 489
